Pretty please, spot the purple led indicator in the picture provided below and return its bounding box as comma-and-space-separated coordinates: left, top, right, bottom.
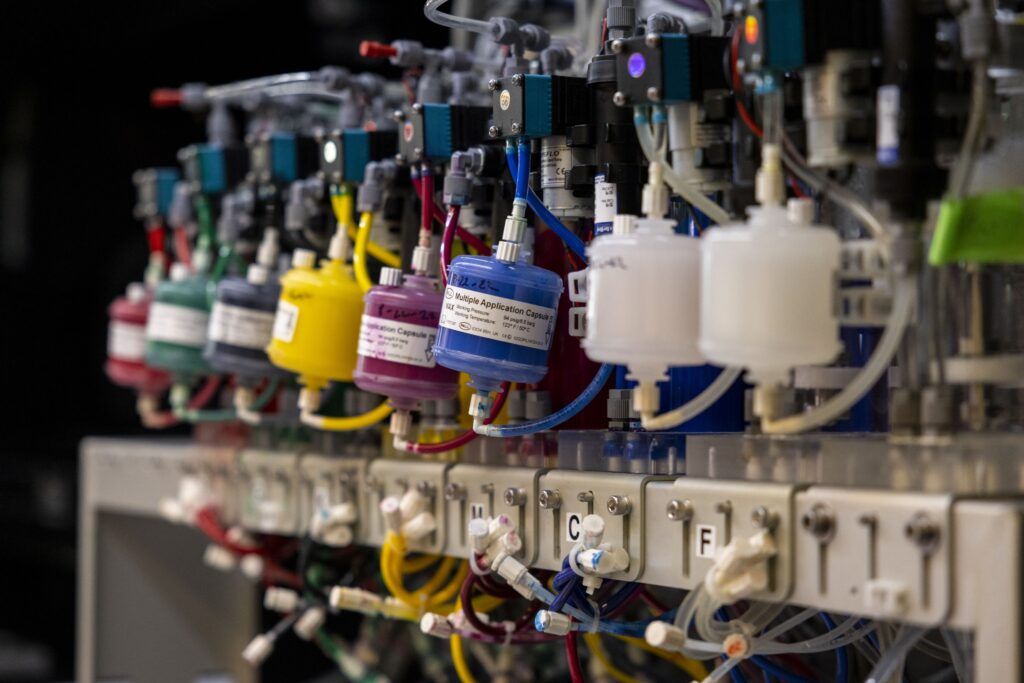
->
627, 53, 647, 78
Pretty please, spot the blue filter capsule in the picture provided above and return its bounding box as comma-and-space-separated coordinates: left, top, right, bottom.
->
434, 255, 563, 392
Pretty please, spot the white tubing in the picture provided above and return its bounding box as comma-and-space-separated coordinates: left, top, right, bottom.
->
762, 275, 916, 435
865, 626, 926, 683
641, 367, 742, 431
424, 0, 493, 36
634, 111, 733, 226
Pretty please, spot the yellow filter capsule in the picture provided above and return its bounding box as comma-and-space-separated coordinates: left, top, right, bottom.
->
267, 249, 363, 391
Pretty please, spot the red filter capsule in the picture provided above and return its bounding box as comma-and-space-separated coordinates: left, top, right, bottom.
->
106, 283, 172, 394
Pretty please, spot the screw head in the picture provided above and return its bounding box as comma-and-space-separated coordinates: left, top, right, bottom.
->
904, 512, 941, 555
488, 125, 501, 139
607, 495, 632, 516
488, 79, 499, 91
612, 91, 628, 107
511, 73, 523, 86
577, 491, 594, 503
444, 482, 466, 501
504, 487, 527, 507
801, 503, 835, 543
611, 39, 624, 54
510, 122, 521, 134
646, 87, 662, 102
539, 489, 562, 510
751, 506, 778, 531
667, 499, 693, 522
411, 102, 424, 114
645, 33, 661, 48
392, 109, 405, 122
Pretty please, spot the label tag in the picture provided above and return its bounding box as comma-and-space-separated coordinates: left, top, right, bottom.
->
439, 285, 557, 351
594, 176, 616, 233
146, 302, 209, 348
209, 302, 275, 350
540, 142, 571, 189
566, 512, 583, 542
876, 85, 900, 165
696, 524, 718, 559
272, 300, 300, 343
108, 320, 147, 361
357, 314, 438, 368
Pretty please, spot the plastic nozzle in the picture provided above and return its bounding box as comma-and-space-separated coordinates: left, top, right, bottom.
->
150, 88, 184, 108
360, 41, 399, 59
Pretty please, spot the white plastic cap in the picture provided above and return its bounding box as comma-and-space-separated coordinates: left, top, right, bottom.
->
239, 554, 265, 580
379, 497, 402, 533
126, 282, 148, 303
246, 264, 270, 285
581, 514, 605, 549
646, 622, 686, 651
787, 197, 814, 225
578, 547, 630, 575
320, 523, 354, 548
399, 488, 428, 519
169, 262, 191, 282
203, 544, 237, 572
264, 587, 300, 614
611, 214, 637, 236
411, 245, 433, 275
495, 240, 520, 263
241, 634, 274, 666
294, 606, 327, 641
158, 497, 185, 524
379, 267, 404, 287
292, 248, 317, 269
723, 632, 752, 659
401, 511, 437, 541
534, 610, 572, 636
420, 613, 454, 639
468, 518, 491, 553
326, 502, 359, 526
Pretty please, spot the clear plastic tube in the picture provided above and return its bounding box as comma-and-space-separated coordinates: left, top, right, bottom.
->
640, 367, 742, 430
634, 108, 733, 226
476, 364, 613, 437
865, 626, 926, 683
205, 72, 320, 100
949, 60, 990, 199
762, 275, 916, 434
424, 0, 494, 37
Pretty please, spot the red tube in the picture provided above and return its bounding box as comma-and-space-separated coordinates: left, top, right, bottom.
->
455, 226, 491, 255
403, 383, 510, 454
440, 206, 459, 286
150, 88, 184, 109
147, 221, 167, 257
566, 630, 586, 683
359, 40, 399, 59
174, 227, 193, 269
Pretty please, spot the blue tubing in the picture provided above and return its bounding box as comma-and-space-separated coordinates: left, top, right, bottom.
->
505, 145, 588, 260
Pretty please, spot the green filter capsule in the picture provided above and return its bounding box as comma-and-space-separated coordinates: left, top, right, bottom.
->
145, 262, 214, 379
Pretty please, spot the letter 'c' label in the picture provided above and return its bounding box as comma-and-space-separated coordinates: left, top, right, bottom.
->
439, 285, 556, 351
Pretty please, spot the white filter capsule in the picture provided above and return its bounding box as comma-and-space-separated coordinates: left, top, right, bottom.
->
699, 199, 841, 385
584, 217, 703, 385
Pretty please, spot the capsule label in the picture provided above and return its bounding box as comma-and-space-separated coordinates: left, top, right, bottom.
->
209, 302, 275, 350
357, 314, 438, 368
439, 285, 556, 351
146, 302, 210, 349
272, 300, 300, 343
108, 321, 147, 361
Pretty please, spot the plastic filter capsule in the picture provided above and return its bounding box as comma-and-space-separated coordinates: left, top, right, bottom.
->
583, 217, 704, 385
699, 199, 841, 386
145, 263, 214, 379
106, 282, 172, 394
433, 254, 563, 394
354, 270, 460, 410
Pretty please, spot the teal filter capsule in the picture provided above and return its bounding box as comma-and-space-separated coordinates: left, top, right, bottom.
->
145, 263, 213, 378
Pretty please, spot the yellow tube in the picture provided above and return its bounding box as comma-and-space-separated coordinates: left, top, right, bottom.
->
584, 633, 638, 683
301, 400, 393, 431
450, 633, 477, 683
329, 193, 401, 269
611, 634, 709, 680
353, 211, 375, 293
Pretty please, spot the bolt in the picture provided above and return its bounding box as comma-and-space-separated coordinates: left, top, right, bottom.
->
539, 489, 562, 510
577, 491, 594, 504
488, 125, 501, 139
646, 87, 662, 102
751, 506, 778, 531
611, 39, 624, 54
511, 73, 523, 86
392, 110, 405, 122
411, 102, 424, 114
510, 122, 521, 134
645, 33, 661, 48
504, 487, 527, 507
444, 482, 466, 501
905, 513, 941, 555
667, 499, 694, 522
607, 495, 632, 516
715, 501, 732, 515
612, 91, 628, 107
801, 503, 836, 543
488, 79, 499, 91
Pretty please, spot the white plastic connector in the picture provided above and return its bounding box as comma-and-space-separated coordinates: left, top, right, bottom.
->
534, 610, 572, 636
642, 162, 670, 219
256, 227, 280, 269
241, 634, 274, 666
298, 386, 322, 414
581, 514, 605, 549
379, 266, 404, 287
468, 392, 491, 421
158, 497, 186, 524
645, 622, 686, 652
411, 245, 433, 275
294, 606, 327, 641
239, 554, 265, 581
292, 248, 317, 269
387, 411, 410, 439
755, 143, 785, 207
495, 240, 521, 263
862, 578, 909, 618
169, 261, 190, 282
399, 488, 429, 519
246, 263, 270, 286
401, 511, 437, 541
330, 586, 383, 615
328, 231, 351, 263
468, 518, 491, 553
380, 496, 403, 533
577, 547, 630, 576
226, 526, 257, 549
264, 587, 300, 614
203, 544, 237, 572
420, 613, 454, 639
311, 503, 357, 548
491, 553, 537, 600
501, 200, 528, 244
703, 530, 777, 604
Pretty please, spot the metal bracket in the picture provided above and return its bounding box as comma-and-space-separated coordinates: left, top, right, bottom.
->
297, 454, 367, 538
644, 478, 800, 600
790, 487, 954, 626
443, 464, 546, 564
363, 458, 452, 554
237, 448, 302, 535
